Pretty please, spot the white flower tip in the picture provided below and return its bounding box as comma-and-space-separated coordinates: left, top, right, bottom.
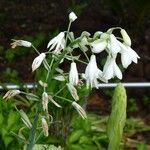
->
120, 29, 131, 46
69, 12, 77, 22
21, 40, 32, 47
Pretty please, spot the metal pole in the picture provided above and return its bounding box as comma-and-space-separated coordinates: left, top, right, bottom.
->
98, 82, 150, 88
0, 82, 150, 90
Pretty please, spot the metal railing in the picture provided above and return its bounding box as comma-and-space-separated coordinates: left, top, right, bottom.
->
0, 82, 150, 90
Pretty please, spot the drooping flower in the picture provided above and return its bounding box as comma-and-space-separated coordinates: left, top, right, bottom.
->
32, 53, 46, 72
11, 40, 31, 48
91, 39, 107, 53
118, 41, 140, 68
41, 117, 49, 137
69, 62, 79, 86
109, 34, 121, 55
47, 32, 65, 54
69, 12, 77, 22
85, 55, 102, 88
120, 29, 131, 46
102, 55, 122, 80
3, 90, 21, 100
72, 101, 87, 119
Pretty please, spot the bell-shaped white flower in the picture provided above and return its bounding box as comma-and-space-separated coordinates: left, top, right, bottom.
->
109, 34, 121, 55
120, 29, 131, 46
85, 55, 102, 88
102, 55, 122, 80
91, 39, 107, 53
69, 12, 77, 22
69, 62, 79, 86
118, 41, 140, 68
47, 32, 65, 54
32, 53, 46, 72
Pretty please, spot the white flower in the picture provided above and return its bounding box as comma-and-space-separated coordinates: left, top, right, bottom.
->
72, 101, 87, 119
41, 117, 49, 137
102, 55, 122, 80
109, 34, 121, 55
120, 29, 131, 46
69, 62, 79, 86
85, 55, 102, 88
91, 39, 107, 53
118, 41, 140, 68
69, 12, 77, 22
3, 90, 21, 100
11, 40, 31, 48
42, 92, 49, 112
32, 53, 46, 72
47, 32, 65, 54
67, 83, 79, 101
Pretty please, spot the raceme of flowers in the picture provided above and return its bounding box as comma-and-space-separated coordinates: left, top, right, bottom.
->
4, 12, 140, 136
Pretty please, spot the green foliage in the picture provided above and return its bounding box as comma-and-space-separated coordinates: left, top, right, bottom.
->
1, 67, 20, 83
66, 114, 108, 150
107, 83, 127, 150
127, 98, 138, 112
0, 96, 22, 150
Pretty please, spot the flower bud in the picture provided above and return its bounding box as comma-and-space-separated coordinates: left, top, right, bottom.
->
42, 92, 49, 112
11, 40, 31, 48
69, 12, 77, 22
32, 53, 46, 72
120, 29, 131, 46
67, 83, 79, 101
72, 101, 87, 119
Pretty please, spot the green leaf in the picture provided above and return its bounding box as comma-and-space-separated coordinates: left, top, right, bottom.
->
107, 83, 127, 150
18, 109, 32, 129
68, 130, 84, 143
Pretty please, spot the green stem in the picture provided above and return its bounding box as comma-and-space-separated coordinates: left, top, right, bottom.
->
79, 44, 90, 61
54, 95, 72, 103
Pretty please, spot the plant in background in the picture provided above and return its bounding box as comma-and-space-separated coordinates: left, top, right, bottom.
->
3, 11, 139, 149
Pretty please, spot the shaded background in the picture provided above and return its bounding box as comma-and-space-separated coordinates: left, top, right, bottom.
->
0, 0, 150, 82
